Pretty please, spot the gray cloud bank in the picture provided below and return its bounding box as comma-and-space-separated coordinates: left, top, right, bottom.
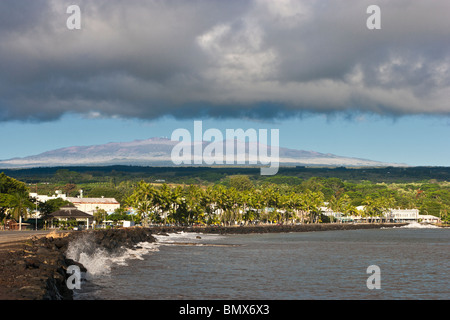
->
0, 0, 449, 122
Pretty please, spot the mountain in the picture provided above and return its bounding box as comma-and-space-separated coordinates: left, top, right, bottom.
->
0, 137, 405, 168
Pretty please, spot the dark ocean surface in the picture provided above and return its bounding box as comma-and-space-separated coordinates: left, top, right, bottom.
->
72, 223, 449, 300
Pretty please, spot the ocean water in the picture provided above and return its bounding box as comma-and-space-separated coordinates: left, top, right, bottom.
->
72, 224, 449, 300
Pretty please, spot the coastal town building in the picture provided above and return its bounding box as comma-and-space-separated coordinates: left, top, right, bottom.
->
29, 190, 67, 203
418, 214, 441, 223
66, 196, 120, 215
47, 205, 92, 229
30, 190, 120, 216
387, 209, 419, 222
320, 206, 440, 224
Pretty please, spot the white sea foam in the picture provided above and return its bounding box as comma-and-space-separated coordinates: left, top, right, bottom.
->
399, 222, 441, 229
65, 233, 160, 279
65, 231, 225, 279
153, 231, 225, 244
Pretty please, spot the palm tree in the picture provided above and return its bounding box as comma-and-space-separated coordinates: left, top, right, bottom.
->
229, 188, 243, 225
303, 190, 324, 223
328, 195, 340, 223
10, 191, 34, 230
164, 185, 183, 225
290, 194, 302, 224
363, 196, 391, 223
248, 189, 264, 224
261, 186, 277, 223
202, 186, 219, 225
439, 203, 450, 224
342, 199, 358, 223
329, 194, 352, 223
363, 196, 376, 223
183, 185, 206, 225
293, 192, 308, 224
283, 192, 301, 224
225, 187, 241, 226
379, 196, 395, 222
275, 193, 286, 224
210, 185, 227, 225
126, 181, 159, 225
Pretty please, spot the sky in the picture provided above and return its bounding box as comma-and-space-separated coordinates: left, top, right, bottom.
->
0, 0, 449, 166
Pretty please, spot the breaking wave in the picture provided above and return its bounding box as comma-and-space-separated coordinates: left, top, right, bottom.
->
153, 231, 225, 244
65, 232, 159, 279
65, 231, 225, 279
399, 222, 441, 229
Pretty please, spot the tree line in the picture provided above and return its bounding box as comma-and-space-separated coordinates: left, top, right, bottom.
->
1, 172, 449, 228
0, 173, 33, 227
4, 166, 450, 185
124, 176, 450, 226
126, 181, 324, 225
0, 173, 74, 228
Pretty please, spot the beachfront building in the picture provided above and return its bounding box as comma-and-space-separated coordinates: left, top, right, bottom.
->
418, 214, 441, 223
30, 190, 120, 216
66, 196, 120, 215
387, 209, 419, 222
29, 190, 68, 218
321, 206, 427, 223
320, 205, 363, 223
47, 205, 92, 229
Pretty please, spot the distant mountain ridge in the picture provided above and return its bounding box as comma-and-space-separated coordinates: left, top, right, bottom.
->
0, 137, 405, 168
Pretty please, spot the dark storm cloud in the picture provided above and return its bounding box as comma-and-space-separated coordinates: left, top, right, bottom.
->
0, 0, 449, 122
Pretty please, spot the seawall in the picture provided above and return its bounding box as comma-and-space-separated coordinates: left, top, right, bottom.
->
150, 222, 408, 235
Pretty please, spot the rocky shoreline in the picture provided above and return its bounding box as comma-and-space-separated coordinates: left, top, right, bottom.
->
0, 228, 156, 300
0, 223, 407, 300
150, 222, 408, 235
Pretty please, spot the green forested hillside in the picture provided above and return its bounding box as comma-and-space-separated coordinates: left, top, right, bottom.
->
1, 166, 449, 224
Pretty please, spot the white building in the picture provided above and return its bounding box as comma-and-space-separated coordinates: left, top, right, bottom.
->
321, 206, 427, 223
29, 190, 67, 203
29, 191, 68, 218
66, 196, 120, 215
30, 190, 120, 216
418, 214, 441, 223
387, 209, 419, 222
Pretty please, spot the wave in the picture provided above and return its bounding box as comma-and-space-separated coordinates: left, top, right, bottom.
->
65, 231, 226, 279
398, 222, 441, 229
64, 230, 231, 284
153, 231, 225, 244
65, 232, 159, 279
